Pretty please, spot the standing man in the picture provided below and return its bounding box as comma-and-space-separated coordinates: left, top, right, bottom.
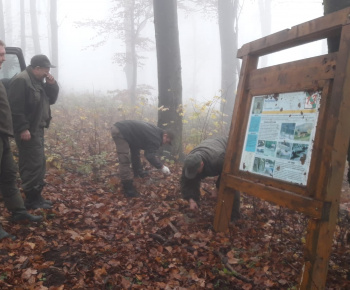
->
180, 136, 241, 220
0, 40, 42, 240
8, 54, 59, 210
111, 120, 174, 198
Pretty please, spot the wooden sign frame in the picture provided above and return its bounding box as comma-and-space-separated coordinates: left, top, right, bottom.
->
214, 8, 350, 289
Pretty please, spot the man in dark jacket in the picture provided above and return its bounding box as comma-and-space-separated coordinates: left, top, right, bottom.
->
111, 120, 174, 197
0, 40, 42, 240
8, 54, 59, 210
180, 136, 241, 220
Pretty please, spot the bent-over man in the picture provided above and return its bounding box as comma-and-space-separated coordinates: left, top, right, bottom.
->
111, 120, 174, 198
180, 136, 241, 220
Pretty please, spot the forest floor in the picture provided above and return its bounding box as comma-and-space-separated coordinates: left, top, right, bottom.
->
0, 99, 349, 289
0, 156, 349, 289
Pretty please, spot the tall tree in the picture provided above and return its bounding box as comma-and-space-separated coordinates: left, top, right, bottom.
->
183, 0, 240, 128
4, 0, 11, 44
324, 0, 350, 52
0, 0, 5, 42
30, 0, 41, 54
50, 0, 58, 79
20, 0, 25, 52
76, 0, 153, 105
153, 0, 183, 157
258, 0, 272, 68
218, 0, 240, 127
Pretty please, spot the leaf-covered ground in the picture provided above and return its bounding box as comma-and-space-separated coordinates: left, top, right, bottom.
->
0, 99, 349, 289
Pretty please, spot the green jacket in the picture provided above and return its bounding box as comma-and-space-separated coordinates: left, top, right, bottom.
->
8, 67, 59, 134
181, 137, 228, 202
0, 81, 14, 137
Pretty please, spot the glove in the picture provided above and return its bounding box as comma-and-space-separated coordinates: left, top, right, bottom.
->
161, 166, 171, 175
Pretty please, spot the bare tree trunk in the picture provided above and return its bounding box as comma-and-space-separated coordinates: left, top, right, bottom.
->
0, 0, 5, 42
124, 0, 137, 105
20, 0, 25, 52
50, 0, 58, 79
324, 0, 350, 52
218, 0, 239, 130
4, 0, 11, 44
30, 0, 41, 54
258, 0, 271, 68
154, 0, 183, 158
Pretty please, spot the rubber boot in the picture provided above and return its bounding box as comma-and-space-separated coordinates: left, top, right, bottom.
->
24, 189, 52, 210
134, 170, 149, 178
35, 184, 53, 206
10, 210, 43, 223
122, 180, 140, 198
0, 224, 16, 240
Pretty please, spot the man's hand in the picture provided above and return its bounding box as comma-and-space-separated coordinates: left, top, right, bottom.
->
161, 166, 171, 175
189, 198, 198, 210
211, 189, 218, 199
46, 73, 56, 85
20, 130, 31, 141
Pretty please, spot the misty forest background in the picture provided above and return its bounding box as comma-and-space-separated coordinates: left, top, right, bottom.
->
0, 0, 349, 289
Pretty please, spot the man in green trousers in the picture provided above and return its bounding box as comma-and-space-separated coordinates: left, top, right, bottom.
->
0, 40, 42, 240
8, 53, 59, 210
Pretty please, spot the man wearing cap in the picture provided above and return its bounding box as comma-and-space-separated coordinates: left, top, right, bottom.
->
8, 54, 59, 210
0, 40, 43, 240
180, 136, 241, 220
111, 120, 174, 198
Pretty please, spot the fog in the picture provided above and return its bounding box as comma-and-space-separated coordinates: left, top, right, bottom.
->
2, 0, 325, 100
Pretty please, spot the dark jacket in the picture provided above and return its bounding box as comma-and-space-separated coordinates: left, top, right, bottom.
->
8, 66, 59, 134
115, 120, 165, 169
0, 81, 14, 137
181, 136, 228, 202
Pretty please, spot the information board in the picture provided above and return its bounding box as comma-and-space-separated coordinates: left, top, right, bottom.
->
239, 91, 321, 185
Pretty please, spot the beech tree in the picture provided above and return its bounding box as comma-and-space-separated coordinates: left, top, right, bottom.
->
153, 0, 183, 157
258, 0, 272, 68
50, 0, 58, 79
218, 0, 240, 127
30, 0, 41, 54
76, 0, 153, 105
0, 0, 5, 42
183, 0, 240, 129
20, 0, 25, 52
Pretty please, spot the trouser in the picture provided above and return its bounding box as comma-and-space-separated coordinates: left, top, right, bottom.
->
15, 128, 46, 193
111, 125, 133, 181
0, 135, 26, 213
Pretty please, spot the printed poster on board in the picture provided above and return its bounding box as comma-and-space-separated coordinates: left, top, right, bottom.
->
239, 91, 321, 185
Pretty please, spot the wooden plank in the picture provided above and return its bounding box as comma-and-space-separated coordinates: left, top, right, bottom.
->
224, 54, 258, 174
300, 22, 350, 290
247, 53, 337, 94
213, 184, 237, 232
304, 81, 332, 199
214, 54, 258, 232
237, 8, 350, 58
224, 174, 326, 220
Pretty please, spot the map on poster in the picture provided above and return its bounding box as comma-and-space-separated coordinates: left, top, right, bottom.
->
239, 91, 321, 185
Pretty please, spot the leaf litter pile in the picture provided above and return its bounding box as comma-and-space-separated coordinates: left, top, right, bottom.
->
0, 102, 349, 289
